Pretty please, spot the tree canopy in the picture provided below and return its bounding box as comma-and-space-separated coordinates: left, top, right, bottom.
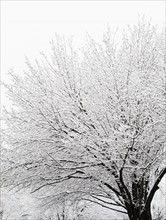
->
1, 20, 166, 220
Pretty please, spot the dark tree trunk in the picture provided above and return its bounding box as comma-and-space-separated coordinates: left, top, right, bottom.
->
116, 168, 166, 220
139, 207, 152, 220
127, 206, 152, 220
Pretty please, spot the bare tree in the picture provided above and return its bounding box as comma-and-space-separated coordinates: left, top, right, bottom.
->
1, 20, 165, 220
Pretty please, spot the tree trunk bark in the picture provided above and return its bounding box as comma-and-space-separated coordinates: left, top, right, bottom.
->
139, 208, 152, 220
126, 206, 152, 220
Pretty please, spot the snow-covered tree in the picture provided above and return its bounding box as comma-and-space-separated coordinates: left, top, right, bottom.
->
1, 20, 165, 220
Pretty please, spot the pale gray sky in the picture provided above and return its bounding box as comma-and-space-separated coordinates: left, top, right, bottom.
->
1, 1, 165, 99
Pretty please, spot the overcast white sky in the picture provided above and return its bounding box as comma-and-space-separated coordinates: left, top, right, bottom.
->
1, 0, 165, 100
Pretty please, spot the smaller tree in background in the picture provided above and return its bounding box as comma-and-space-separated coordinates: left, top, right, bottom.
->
1, 19, 166, 220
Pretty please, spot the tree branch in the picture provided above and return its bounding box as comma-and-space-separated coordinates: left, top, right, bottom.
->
145, 166, 166, 208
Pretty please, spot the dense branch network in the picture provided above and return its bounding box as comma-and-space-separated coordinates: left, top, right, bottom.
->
1, 20, 165, 220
